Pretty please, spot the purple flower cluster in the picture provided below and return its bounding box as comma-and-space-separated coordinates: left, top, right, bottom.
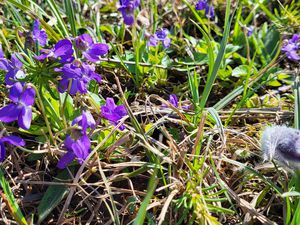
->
195, 0, 215, 19
57, 111, 95, 169
101, 98, 127, 130
0, 20, 120, 165
148, 29, 171, 49
57, 60, 102, 95
118, 0, 140, 25
56, 98, 129, 169
34, 32, 108, 95
282, 34, 300, 61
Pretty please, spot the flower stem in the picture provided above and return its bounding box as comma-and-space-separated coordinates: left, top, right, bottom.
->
29, 84, 56, 145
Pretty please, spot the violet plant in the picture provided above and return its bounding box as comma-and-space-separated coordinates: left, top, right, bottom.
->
118, 0, 140, 25
101, 98, 127, 130
0, 53, 26, 85
148, 29, 171, 49
57, 110, 95, 169
0, 82, 35, 130
2, 0, 299, 224
195, 0, 215, 19
282, 34, 300, 61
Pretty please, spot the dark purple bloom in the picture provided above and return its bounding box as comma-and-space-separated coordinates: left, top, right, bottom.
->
282, 34, 300, 61
118, 0, 140, 25
0, 135, 25, 161
162, 94, 189, 109
57, 61, 102, 95
0, 54, 26, 85
75, 34, 109, 63
101, 98, 127, 130
32, 19, 48, 47
57, 132, 91, 169
195, 0, 214, 19
162, 94, 178, 108
72, 110, 96, 133
205, 5, 214, 19
169, 94, 178, 108
246, 26, 254, 37
0, 82, 35, 130
195, 0, 207, 10
35, 39, 74, 63
57, 111, 95, 169
148, 29, 171, 48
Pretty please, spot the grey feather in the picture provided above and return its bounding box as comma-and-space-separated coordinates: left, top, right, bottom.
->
261, 125, 300, 168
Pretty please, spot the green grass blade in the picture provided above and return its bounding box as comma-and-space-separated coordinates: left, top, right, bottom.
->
133, 168, 158, 225
63, 0, 77, 37
290, 200, 300, 225
0, 168, 28, 225
294, 74, 300, 129
199, 0, 233, 109
182, 0, 209, 33
188, 68, 200, 107
6, 0, 61, 41
207, 107, 225, 141
46, 0, 69, 37
213, 51, 281, 110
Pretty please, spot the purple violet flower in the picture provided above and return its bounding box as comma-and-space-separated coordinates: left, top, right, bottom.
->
148, 29, 171, 48
32, 19, 48, 47
162, 94, 189, 109
195, 0, 215, 19
0, 135, 25, 161
57, 111, 95, 169
169, 94, 179, 108
35, 39, 74, 63
0, 54, 26, 85
57, 133, 91, 169
57, 61, 102, 95
162, 94, 178, 108
0, 82, 35, 130
101, 98, 127, 131
118, 0, 140, 25
72, 110, 96, 133
195, 0, 207, 10
246, 26, 254, 37
75, 34, 109, 63
282, 34, 300, 61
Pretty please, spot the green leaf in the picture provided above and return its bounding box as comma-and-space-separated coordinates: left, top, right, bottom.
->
46, 0, 69, 37
267, 80, 281, 87
232, 65, 249, 77
290, 200, 300, 225
0, 168, 28, 225
199, 0, 233, 109
37, 168, 74, 223
43, 90, 63, 130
